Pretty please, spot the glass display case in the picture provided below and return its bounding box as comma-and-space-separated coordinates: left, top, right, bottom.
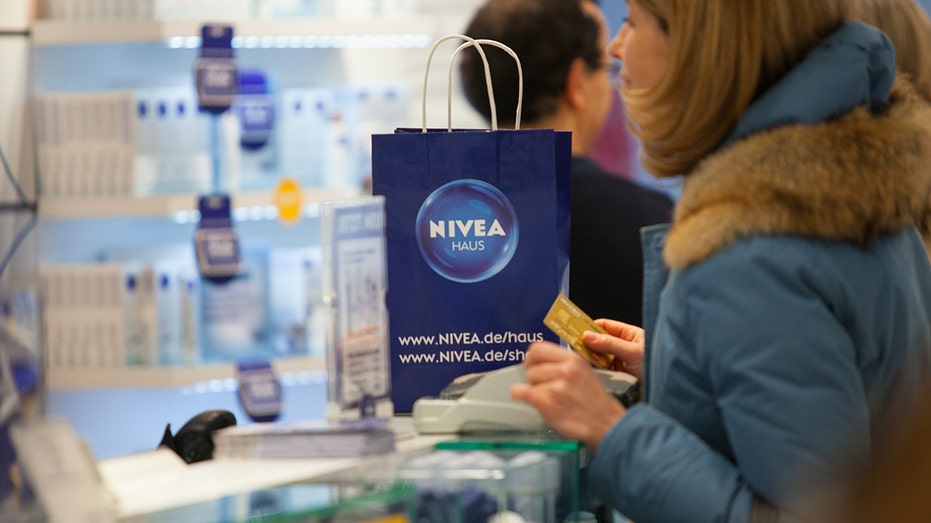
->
398, 438, 590, 523
138, 483, 417, 523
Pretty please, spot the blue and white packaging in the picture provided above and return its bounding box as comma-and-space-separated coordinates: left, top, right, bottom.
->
279, 88, 335, 188
346, 82, 412, 189
371, 37, 571, 412
236, 69, 279, 191
124, 264, 158, 366
268, 246, 322, 356
198, 243, 271, 363
194, 24, 237, 116
194, 194, 241, 282
153, 263, 183, 366
132, 88, 211, 195
236, 359, 282, 423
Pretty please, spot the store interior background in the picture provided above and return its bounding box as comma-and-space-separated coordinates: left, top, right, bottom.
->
2, 0, 931, 463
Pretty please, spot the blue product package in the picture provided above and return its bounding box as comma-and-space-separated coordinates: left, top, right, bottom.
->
371, 127, 571, 412
237, 69, 279, 190
194, 24, 237, 116
199, 243, 271, 363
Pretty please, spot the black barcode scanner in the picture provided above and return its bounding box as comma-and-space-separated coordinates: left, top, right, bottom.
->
158, 409, 237, 464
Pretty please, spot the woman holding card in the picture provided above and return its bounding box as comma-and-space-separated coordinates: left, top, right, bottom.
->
510, 1, 931, 521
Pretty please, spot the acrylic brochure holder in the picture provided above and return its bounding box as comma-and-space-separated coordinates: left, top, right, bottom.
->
320, 196, 393, 419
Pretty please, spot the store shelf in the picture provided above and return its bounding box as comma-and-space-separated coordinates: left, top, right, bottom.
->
37, 187, 364, 219
45, 353, 326, 390
30, 16, 443, 47
26, 2, 484, 448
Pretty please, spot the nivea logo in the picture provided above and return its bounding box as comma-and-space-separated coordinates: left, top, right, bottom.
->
415, 179, 519, 283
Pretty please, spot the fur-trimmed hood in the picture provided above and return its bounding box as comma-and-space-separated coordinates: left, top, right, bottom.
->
664, 78, 931, 270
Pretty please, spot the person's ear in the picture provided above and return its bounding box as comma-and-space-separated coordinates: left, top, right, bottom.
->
564, 58, 589, 109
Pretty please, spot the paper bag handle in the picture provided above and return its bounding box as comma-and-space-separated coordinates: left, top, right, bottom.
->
421, 34, 524, 132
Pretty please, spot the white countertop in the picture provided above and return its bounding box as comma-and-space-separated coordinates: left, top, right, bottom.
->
96, 417, 454, 519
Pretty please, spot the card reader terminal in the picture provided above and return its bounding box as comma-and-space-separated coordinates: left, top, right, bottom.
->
412, 364, 638, 434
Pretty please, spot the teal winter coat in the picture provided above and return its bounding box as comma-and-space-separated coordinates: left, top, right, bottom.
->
589, 22, 931, 523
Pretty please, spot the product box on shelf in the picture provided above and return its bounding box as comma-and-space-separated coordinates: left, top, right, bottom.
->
33, 81, 408, 199
199, 243, 272, 363
268, 245, 323, 357
33, 88, 216, 198
42, 233, 337, 378
40, 263, 130, 372
134, 87, 213, 196
279, 87, 345, 190
33, 91, 137, 197
41, 0, 256, 21
236, 68, 280, 192
39, 259, 200, 372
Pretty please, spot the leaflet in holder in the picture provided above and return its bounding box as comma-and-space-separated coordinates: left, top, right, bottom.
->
319, 197, 393, 420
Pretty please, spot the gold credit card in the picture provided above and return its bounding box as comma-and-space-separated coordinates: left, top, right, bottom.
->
543, 294, 614, 369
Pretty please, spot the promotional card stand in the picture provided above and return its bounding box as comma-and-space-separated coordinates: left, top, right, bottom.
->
320, 196, 393, 420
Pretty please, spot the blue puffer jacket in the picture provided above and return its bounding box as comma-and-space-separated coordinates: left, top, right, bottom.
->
589, 22, 931, 523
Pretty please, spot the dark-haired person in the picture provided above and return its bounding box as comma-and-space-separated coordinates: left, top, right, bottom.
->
461, 0, 674, 326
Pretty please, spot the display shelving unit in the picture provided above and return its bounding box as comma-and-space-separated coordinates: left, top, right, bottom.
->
31, 5, 485, 393
31, 16, 440, 45
0, 2, 40, 402
27, 3, 485, 462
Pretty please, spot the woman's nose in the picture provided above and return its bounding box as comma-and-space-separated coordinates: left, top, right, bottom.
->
608, 26, 626, 61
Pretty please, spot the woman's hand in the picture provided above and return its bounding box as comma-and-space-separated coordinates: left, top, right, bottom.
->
510, 341, 626, 453
584, 319, 645, 379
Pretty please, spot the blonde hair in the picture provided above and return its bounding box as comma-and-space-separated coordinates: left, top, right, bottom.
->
622, 0, 847, 178
849, 0, 931, 102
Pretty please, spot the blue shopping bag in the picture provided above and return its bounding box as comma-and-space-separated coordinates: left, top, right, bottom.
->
372, 36, 571, 412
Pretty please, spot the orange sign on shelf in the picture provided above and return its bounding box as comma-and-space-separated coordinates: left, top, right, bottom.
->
274, 177, 303, 225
